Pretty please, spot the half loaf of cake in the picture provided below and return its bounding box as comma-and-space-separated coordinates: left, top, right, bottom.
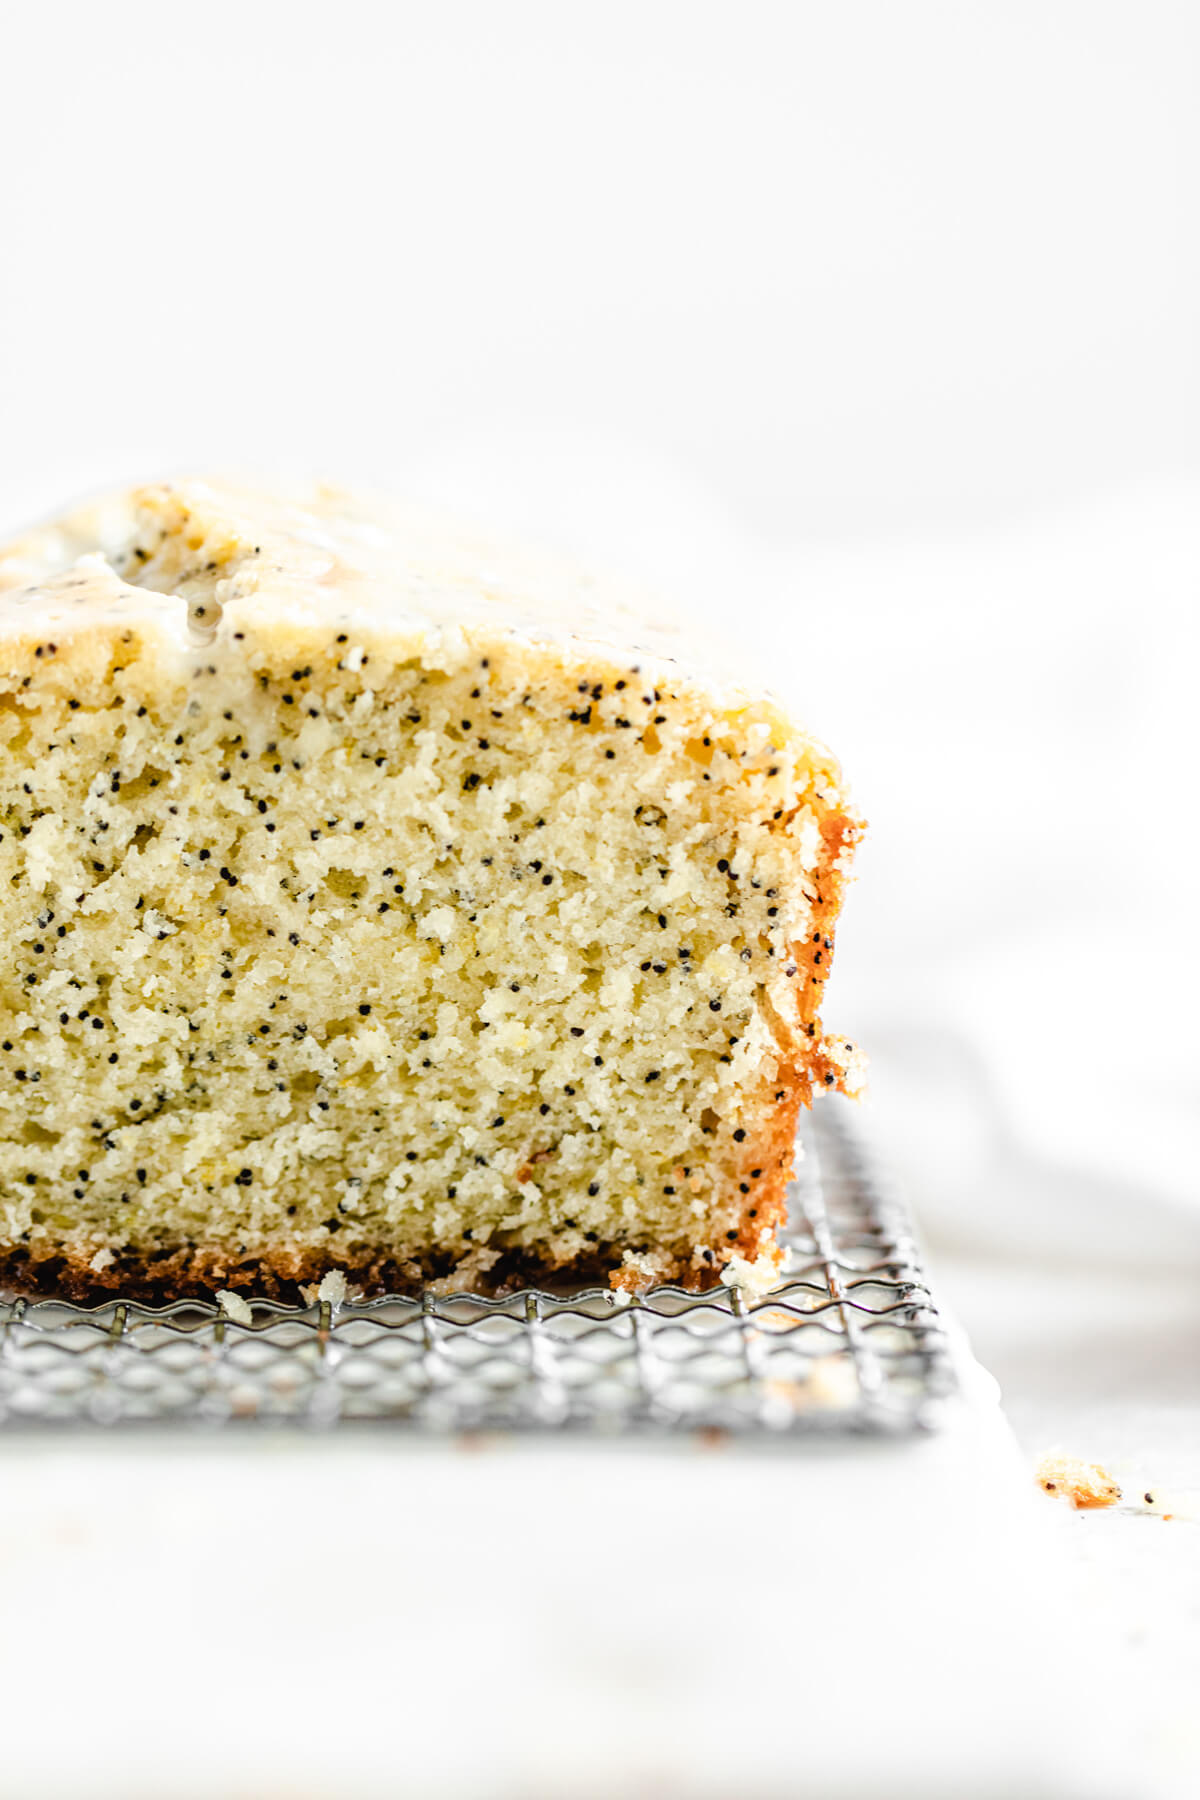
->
0, 480, 863, 1301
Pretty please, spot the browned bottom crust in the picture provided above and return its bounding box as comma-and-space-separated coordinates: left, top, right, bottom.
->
0, 1238, 742, 1307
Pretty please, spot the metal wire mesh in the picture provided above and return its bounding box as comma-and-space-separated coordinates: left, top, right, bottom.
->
0, 1101, 955, 1433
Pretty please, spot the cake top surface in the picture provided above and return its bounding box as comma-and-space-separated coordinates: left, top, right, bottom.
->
0, 477, 847, 795
0, 478, 732, 681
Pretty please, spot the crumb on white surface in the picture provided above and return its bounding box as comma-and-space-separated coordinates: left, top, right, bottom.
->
1035, 1453, 1121, 1509
215, 1289, 254, 1327
1133, 1486, 1196, 1522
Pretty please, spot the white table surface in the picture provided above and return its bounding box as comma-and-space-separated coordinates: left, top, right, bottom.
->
0, 1311, 1188, 1800
938, 1255, 1200, 1800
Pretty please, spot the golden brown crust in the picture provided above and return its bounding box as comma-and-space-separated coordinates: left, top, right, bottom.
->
723, 803, 863, 1264
794, 806, 864, 1090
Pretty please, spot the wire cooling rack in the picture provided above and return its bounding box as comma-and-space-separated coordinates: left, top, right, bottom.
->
0, 1101, 955, 1434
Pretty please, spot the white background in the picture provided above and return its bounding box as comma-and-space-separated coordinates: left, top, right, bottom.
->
1, 3, 1198, 1796
1, 0, 1197, 533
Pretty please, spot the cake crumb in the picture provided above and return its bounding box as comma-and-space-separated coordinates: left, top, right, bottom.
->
87, 1248, 116, 1274
1137, 1487, 1195, 1522
609, 1247, 676, 1294
215, 1289, 254, 1327
302, 1270, 364, 1306
1035, 1453, 1121, 1509
317, 1269, 347, 1308
804, 1355, 861, 1410
761, 1358, 861, 1417
720, 1243, 785, 1300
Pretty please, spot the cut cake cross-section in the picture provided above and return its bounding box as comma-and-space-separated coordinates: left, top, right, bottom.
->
0, 480, 863, 1301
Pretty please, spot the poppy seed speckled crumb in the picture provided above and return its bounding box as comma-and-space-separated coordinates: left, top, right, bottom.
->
0, 479, 863, 1301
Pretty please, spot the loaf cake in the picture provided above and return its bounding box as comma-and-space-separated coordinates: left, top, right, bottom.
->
0, 480, 863, 1302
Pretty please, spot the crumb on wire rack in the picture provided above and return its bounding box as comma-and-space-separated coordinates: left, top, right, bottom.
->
215, 1289, 254, 1327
